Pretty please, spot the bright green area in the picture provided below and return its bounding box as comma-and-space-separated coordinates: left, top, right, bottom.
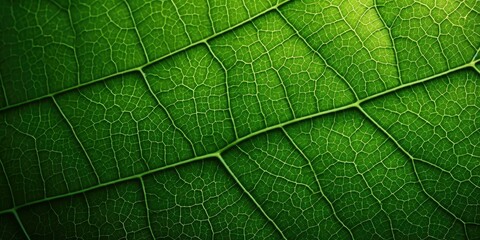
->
377, 0, 479, 83
0, 0, 479, 239
280, 0, 399, 98
209, 12, 355, 137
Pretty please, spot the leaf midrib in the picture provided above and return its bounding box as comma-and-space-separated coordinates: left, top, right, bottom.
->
2, 2, 479, 239
0, 60, 476, 216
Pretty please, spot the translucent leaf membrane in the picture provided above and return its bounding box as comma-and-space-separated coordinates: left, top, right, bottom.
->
223, 130, 351, 239
280, 0, 480, 95
0, 0, 479, 239
223, 109, 466, 238
280, 0, 399, 98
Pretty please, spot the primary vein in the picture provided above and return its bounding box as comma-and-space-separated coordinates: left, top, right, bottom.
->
0, 59, 476, 215
0, 0, 291, 113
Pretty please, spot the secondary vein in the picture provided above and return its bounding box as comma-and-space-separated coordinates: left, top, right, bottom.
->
0, 59, 476, 215
0, 0, 292, 113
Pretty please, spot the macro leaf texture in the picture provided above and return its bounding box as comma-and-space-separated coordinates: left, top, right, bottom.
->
0, 0, 479, 239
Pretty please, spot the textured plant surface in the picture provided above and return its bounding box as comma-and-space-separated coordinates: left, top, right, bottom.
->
0, 0, 479, 239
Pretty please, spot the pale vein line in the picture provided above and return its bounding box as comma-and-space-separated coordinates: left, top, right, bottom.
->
205, 42, 239, 139
373, 0, 402, 84
474, 64, 480, 75
0, 71, 9, 106
170, 0, 192, 43
356, 105, 469, 225
33, 131, 46, 199
67, 0, 81, 85
199, 162, 215, 239
235, 145, 317, 194
0, 67, 142, 112
2, 121, 46, 200
205, 0, 216, 34
217, 102, 356, 155
0, 158, 15, 205
0, 153, 218, 216
0, 0, 292, 113
108, 111, 121, 179
0, 61, 476, 216
13, 210, 31, 240
140, 177, 155, 240
270, 64, 296, 118
276, 9, 360, 101
473, 46, 480, 62
358, 60, 478, 104
347, 121, 396, 240
281, 127, 355, 240
138, 69, 197, 156
123, 0, 150, 62
413, 157, 479, 188
135, 119, 149, 171
190, 52, 209, 154
216, 154, 288, 240
52, 96, 101, 184
464, 224, 470, 240
252, 19, 297, 118
251, 19, 296, 119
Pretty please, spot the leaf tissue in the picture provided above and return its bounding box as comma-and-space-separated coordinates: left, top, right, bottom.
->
0, 0, 479, 239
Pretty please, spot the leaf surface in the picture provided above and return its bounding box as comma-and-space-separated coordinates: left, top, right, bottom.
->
1, 0, 479, 239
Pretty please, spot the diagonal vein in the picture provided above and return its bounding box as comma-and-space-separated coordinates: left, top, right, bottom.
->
13, 210, 31, 240
0, 0, 292, 113
138, 69, 197, 156
205, 42, 239, 139
356, 105, 469, 224
216, 154, 288, 240
140, 177, 155, 240
0, 59, 477, 217
276, 9, 360, 101
281, 127, 355, 240
0, 152, 218, 216
373, 0, 402, 84
0, 72, 7, 106
52, 96, 101, 184
123, 0, 149, 63
0, 158, 15, 205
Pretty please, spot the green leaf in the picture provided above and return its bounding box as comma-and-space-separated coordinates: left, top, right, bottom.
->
1, 0, 479, 239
